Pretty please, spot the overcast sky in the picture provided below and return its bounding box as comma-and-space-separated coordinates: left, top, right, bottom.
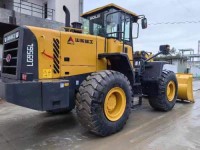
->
84, 0, 200, 54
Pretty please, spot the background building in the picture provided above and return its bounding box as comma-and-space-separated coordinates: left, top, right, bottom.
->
0, 0, 83, 25
155, 55, 188, 73
155, 48, 200, 78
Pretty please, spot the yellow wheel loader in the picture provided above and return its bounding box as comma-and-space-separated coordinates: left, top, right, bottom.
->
0, 3, 193, 136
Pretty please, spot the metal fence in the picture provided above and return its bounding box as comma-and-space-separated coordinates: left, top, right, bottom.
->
12, 1, 55, 20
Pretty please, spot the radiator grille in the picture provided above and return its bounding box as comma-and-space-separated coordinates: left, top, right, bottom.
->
53, 38, 60, 74
2, 40, 18, 75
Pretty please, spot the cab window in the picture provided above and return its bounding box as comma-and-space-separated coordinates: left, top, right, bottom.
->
121, 15, 131, 42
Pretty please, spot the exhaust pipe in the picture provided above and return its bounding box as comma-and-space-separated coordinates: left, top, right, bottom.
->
63, 5, 70, 27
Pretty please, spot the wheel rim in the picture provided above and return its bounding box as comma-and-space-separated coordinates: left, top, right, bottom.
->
167, 81, 176, 102
104, 87, 126, 122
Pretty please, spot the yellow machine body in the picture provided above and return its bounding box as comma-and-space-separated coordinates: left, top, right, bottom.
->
0, 3, 195, 136
176, 73, 194, 102
27, 26, 194, 103
26, 26, 134, 80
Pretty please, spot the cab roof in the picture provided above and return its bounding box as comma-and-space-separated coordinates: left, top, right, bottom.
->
81, 3, 138, 18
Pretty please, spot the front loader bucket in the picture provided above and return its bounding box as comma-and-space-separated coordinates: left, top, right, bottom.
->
176, 74, 194, 103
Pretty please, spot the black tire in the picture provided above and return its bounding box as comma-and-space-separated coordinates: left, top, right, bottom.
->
76, 70, 133, 136
46, 108, 73, 114
149, 70, 178, 111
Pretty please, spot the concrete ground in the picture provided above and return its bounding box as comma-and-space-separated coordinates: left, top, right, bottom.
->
0, 81, 199, 150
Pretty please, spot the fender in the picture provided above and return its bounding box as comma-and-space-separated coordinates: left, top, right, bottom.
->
141, 61, 168, 96
98, 53, 135, 86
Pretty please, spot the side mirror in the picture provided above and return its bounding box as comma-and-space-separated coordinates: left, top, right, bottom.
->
160, 45, 170, 55
141, 18, 148, 29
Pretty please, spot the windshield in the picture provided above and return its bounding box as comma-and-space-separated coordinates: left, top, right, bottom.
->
82, 8, 132, 43
82, 18, 104, 36
82, 8, 119, 37
106, 12, 119, 38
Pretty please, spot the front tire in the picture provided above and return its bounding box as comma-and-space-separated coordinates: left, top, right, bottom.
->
148, 70, 178, 111
76, 71, 133, 136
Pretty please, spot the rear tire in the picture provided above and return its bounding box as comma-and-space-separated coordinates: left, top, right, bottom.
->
76, 70, 133, 136
148, 70, 178, 111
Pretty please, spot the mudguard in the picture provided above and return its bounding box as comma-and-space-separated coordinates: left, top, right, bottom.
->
99, 53, 135, 86
141, 61, 167, 96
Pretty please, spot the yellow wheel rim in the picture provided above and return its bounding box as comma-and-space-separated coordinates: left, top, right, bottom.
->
167, 81, 176, 102
104, 87, 126, 122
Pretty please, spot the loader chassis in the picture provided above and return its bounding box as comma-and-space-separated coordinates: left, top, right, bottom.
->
0, 25, 137, 111
0, 4, 178, 136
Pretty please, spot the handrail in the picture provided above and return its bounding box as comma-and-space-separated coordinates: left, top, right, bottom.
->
4, 1, 55, 20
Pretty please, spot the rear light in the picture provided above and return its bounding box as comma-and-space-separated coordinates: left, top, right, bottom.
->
22, 74, 27, 81
21, 73, 33, 81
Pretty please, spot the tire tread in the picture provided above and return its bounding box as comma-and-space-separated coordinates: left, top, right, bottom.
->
76, 70, 132, 136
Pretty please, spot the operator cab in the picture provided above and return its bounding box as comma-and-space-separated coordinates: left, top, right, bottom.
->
81, 3, 147, 46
